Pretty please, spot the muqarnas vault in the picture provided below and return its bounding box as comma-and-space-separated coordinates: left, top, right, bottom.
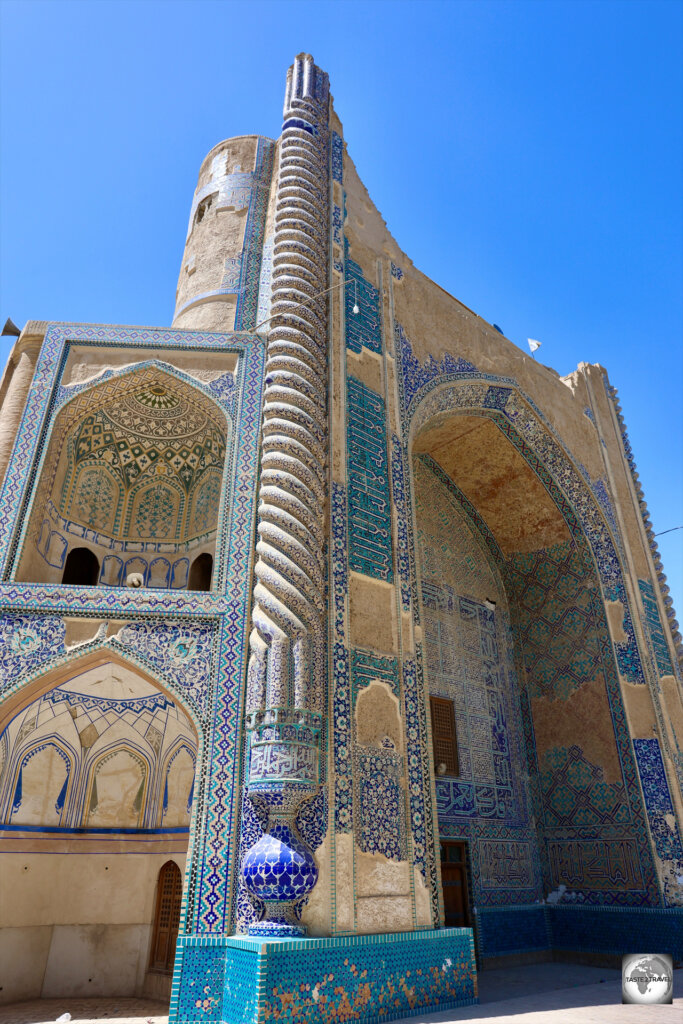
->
0, 53, 681, 1024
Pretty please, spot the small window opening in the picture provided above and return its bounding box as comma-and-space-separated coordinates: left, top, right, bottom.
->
188, 552, 213, 592
62, 547, 100, 587
429, 695, 459, 777
195, 195, 214, 225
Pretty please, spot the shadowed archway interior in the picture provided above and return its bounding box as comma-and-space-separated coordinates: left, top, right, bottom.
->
412, 409, 650, 911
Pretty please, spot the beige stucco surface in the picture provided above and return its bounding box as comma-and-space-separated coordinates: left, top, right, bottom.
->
0, 851, 185, 1003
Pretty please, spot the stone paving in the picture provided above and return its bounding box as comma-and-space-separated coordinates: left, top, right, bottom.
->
0, 965, 680, 1023
0, 998, 167, 1024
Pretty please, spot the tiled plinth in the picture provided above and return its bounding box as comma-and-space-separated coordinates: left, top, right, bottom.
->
474, 904, 683, 962
170, 928, 478, 1024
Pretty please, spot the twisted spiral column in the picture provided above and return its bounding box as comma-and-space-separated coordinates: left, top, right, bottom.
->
243, 54, 330, 936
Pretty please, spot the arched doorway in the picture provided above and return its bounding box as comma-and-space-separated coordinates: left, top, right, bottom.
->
149, 861, 183, 976
0, 654, 198, 1006
16, 366, 228, 592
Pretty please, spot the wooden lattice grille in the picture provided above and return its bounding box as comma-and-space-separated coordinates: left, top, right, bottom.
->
429, 695, 459, 776
150, 860, 182, 974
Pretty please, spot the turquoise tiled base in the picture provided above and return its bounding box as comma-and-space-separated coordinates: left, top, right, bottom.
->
548, 905, 683, 959
474, 904, 683, 961
170, 928, 478, 1024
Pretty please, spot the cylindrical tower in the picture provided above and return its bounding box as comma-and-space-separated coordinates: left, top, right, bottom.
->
172, 134, 276, 333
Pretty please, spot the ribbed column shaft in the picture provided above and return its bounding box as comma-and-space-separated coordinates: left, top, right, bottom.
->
247, 54, 330, 718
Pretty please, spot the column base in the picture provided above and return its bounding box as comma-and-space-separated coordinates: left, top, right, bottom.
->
170, 928, 478, 1024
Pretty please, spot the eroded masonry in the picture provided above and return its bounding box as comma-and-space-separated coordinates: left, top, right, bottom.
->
0, 53, 681, 1024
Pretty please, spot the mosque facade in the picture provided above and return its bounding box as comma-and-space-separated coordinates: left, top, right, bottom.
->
0, 54, 681, 1024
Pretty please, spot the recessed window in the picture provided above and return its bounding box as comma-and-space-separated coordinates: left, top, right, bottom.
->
61, 547, 99, 587
429, 695, 459, 777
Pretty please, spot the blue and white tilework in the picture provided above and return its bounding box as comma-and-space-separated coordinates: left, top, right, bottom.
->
346, 377, 393, 581
0, 323, 265, 946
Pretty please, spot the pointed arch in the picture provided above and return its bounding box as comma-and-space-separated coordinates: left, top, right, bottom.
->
15, 361, 230, 590
5, 735, 76, 826
405, 373, 661, 907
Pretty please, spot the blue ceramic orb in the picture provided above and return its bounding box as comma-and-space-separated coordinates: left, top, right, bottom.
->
242, 823, 318, 902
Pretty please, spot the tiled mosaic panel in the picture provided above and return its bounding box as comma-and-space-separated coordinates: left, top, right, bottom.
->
413, 457, 541, 905
0, 324, 265, 942
475, 905, 550, 958
633, 738, 683, 905
170, 938, 228, 1023
346, 376, 393, 581
547, 905, 683, 958
390, 434, 412, 613
395, 323, 478, 414
356, 746, 407, 861
234, 138, 275, 331
507, 541, 602, 702
0, 614, 217, 727
349, 650, 407, 861
351, 647, 399, 697
331, 131, 344, 184
221, 930, 477, 1024
344, 243, 381, 355
639, 579, 674, 676
475, 904, 683, 960
412, 435, 659, 905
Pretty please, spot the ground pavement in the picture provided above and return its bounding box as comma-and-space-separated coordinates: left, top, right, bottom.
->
0, 964, 680, 1024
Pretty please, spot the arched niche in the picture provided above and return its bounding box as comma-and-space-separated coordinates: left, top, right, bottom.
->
0, 654, 199, 829
408, 386, 657, 908
16, 365, 229, 591
188, 552, 213, 592
0, 651, 199, 1003
62, 546, 100, 586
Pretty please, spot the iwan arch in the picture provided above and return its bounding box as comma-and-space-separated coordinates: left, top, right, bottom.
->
0, 54, 681, 1023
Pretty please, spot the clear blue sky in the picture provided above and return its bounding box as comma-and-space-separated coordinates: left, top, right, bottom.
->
1, 0, 681, 620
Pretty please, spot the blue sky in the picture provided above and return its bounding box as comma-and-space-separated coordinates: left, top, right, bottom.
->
1, 0, 681, 618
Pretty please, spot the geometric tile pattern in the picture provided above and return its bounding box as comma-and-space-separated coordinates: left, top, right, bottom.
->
188, 929, 478, 1024
539, 745, 629, 829
475, 903, 683, 960
0, 323, 265, 947
508, 542, 601, 702
639, 579, 674, 677
234, 138, 275, 331
344, 243, 381, 355
633, 738, 683, 905
346, 376, 393, 581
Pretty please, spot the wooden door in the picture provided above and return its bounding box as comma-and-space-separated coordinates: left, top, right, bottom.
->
150, 860, 182, 973
440, 841, 470, 927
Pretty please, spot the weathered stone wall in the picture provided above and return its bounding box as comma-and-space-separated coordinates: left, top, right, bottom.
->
172, 136, 276, 333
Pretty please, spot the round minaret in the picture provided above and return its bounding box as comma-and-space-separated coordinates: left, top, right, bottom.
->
172, 134, 276, 333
